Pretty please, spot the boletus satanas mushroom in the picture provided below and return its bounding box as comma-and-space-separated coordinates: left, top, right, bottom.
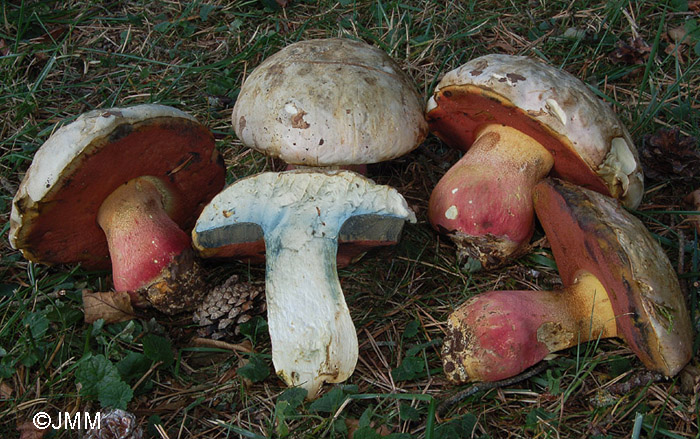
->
192, 170, 416, 397
228, 38, 426, 268
442, 178, 692, 383
9, 104, 225, 314
232, 38, 427, 171
427, 54, 644, 269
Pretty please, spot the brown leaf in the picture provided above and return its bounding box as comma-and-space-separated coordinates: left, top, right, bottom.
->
18, 422, 46, 439
684, 189, 700, 235
82, 289, 135, 324
668, 26, 691, 44
0, 39, 8, 57
664, 42, 687, 63
640, 127, 700, 181
609, 37, 651, 65
29, 25, 68, 44
690, 0, 700, 13
0, 381, 12, 400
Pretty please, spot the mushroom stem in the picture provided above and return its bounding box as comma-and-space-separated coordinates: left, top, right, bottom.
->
265, 227, 358, 397
428, 124, 554, 268
443, 271, 617, 383
97, 176, 192, 307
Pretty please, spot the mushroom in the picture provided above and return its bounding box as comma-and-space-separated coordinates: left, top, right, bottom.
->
426, 54, 644, 269
231, 38, 427, 170
9, 104, 225, 314
192, 170, 416, 397
442, 178, 692, 383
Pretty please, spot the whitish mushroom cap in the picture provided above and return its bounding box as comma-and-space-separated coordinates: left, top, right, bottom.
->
428, 54, 644, 208
232, 38, 428, 166
10, 104, 224, 268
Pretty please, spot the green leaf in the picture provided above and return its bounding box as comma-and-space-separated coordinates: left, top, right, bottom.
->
260, 0, 282, 11
399, 403, 420, 421
200, 4, 216, 21
0, 284, 18, 297
237, 354, 270, 383
391, 355, 424, 381
353, 426, 382, 439
142, 334, 173, 367
309, 386, 348, 413
0, 361, 15, 379
434, 414, 477, 439
527, 253, 558, 270
525, 408, 556, 431
76, 354, 133, 409
359, 407, 372, 427
238, 316, 268, 344
278, 387, 307, 409
402, 320, 419, 339
154, 21, 170, 33
75, 354, 120, 396
98, 379, 133, 410
117, 352, 152, 384
23, 312, 49, 339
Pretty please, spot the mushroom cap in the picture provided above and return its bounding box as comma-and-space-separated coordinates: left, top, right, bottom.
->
192, 169, 417, 258
232, 38, 428, 166
427, 54, 644, 209
9, 104, 225, 269
533, 178, 692, 377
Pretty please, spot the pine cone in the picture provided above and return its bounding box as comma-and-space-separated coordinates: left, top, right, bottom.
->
83, 409, 142, 439
640, 127, 700, 181
193, 275, 266, 340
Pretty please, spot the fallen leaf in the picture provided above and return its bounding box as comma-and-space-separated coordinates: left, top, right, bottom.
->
0, 381, 12, 400
609, 37, 651, 65
690, 1, 700, 13
29, 25, 68, 44
82, 290, 135, 324
684, 189, 700, 235
668, 26, 691, 44
18, 422, 46, 439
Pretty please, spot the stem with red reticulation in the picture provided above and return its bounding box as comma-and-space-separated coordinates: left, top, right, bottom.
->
442, 272, 617, 383
97, 176, 194, 309
428, 124, 554, 268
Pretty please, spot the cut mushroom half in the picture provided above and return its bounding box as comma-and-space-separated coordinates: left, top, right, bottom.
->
427, 54, 644, 269
9, 104, 225, 314
192, 170, 416, 397
442, 178, 692, 383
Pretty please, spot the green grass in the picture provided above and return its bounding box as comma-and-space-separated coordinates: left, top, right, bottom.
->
1, 0, 699, 437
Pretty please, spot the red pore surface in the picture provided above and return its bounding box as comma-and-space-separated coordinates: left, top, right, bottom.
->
15, 118, 224, 269
427, 85, 610, 195
444, 291, 556, 382
532, 179, 668, 374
